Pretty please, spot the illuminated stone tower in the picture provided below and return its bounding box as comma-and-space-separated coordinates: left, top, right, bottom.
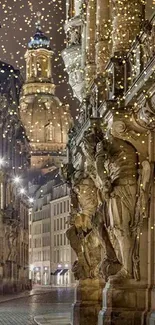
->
20, 13, 71, 170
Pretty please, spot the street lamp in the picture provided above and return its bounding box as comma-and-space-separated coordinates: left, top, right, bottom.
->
29, 197, 34, 204
19, 188, 26, 195
30, 264, 34, 272
0, 157, 4, 167
13, 176, 21, 184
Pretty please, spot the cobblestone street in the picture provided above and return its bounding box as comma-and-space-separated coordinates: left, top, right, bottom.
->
0, 287, 74, 324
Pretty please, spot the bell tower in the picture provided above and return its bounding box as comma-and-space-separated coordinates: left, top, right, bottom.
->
25, 12, 53, 84
20, 13, 71, 171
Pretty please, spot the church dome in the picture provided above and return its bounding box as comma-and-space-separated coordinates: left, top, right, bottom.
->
28, 12, 50, 50
28, 30, 50, 50
20, 93, 72, 153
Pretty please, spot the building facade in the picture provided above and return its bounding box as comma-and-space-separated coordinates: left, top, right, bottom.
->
51, 183, 75, 286
0, 62, 30, 294
29, 171, 76, 286
62, 1, 155, 325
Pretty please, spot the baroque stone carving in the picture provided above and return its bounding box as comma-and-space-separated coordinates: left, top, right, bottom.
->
64, 122, 152, 284
66, 26, 81, 48
62, 163, 102, 280
136, 98, 155, 129
83, 129, 138, 281
82, 126, 152, 282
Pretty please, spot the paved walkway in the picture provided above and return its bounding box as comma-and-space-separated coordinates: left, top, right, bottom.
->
0, 287, 74, 325
0, 290, 32, 303
34, 312, 72, 325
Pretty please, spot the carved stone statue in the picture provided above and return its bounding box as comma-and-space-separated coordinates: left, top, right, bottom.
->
81, 127, 144, 282
63, 121, 151, 283
61, 162, 102, 280
95, 136, 138, 281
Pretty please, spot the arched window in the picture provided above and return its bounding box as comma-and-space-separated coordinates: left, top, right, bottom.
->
36, 56, 48, 78
26, 58, 31, 79
36, 61, 42, 77
45, 122, 55, 142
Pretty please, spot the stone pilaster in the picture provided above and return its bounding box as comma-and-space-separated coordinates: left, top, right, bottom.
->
95, 0, 111, 76
73, 279, 105, 325
85, 0, 96, 89
98, 281, 148, 325
147, 132, 155, 324
111, 0, 144, 54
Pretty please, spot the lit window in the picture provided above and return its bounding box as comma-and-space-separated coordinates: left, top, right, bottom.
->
57, 203, 59, 215
60, 234, 62, 246
67, 200, 69, 212
64, 201, 66, 213
57, 219, 59, 231
60, 218, 62, 230
57, 234, 59, 246
45, 122, 55, 142
64, 233, 66, 245
60, 202, 62, 214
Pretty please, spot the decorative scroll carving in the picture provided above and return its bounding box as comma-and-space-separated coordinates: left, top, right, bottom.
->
111, 121, 139, 141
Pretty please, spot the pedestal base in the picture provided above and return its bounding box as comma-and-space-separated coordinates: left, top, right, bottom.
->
149, 311, 155, 325
98, 281, 148, 325
73, 278, 105, 325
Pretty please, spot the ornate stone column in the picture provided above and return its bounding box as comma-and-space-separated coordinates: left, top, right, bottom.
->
111, 0, 144, 54
85, 0, 96, 90
73, 278, 104, 325
95, 0, 111, 76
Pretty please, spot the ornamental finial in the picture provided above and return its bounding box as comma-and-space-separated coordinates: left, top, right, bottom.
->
35, 11, 42, 31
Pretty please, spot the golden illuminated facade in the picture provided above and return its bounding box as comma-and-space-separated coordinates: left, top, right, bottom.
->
20, 13, 71, 170
62, 1, 155, 325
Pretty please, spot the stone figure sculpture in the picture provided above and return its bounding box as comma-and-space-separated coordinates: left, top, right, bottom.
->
82, 127, 142, 282
95, 136, 138, 281
63, 124, 151, 283
61, 162, 102, 280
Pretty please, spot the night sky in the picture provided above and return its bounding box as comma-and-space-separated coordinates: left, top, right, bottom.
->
0, 0, 78, 116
